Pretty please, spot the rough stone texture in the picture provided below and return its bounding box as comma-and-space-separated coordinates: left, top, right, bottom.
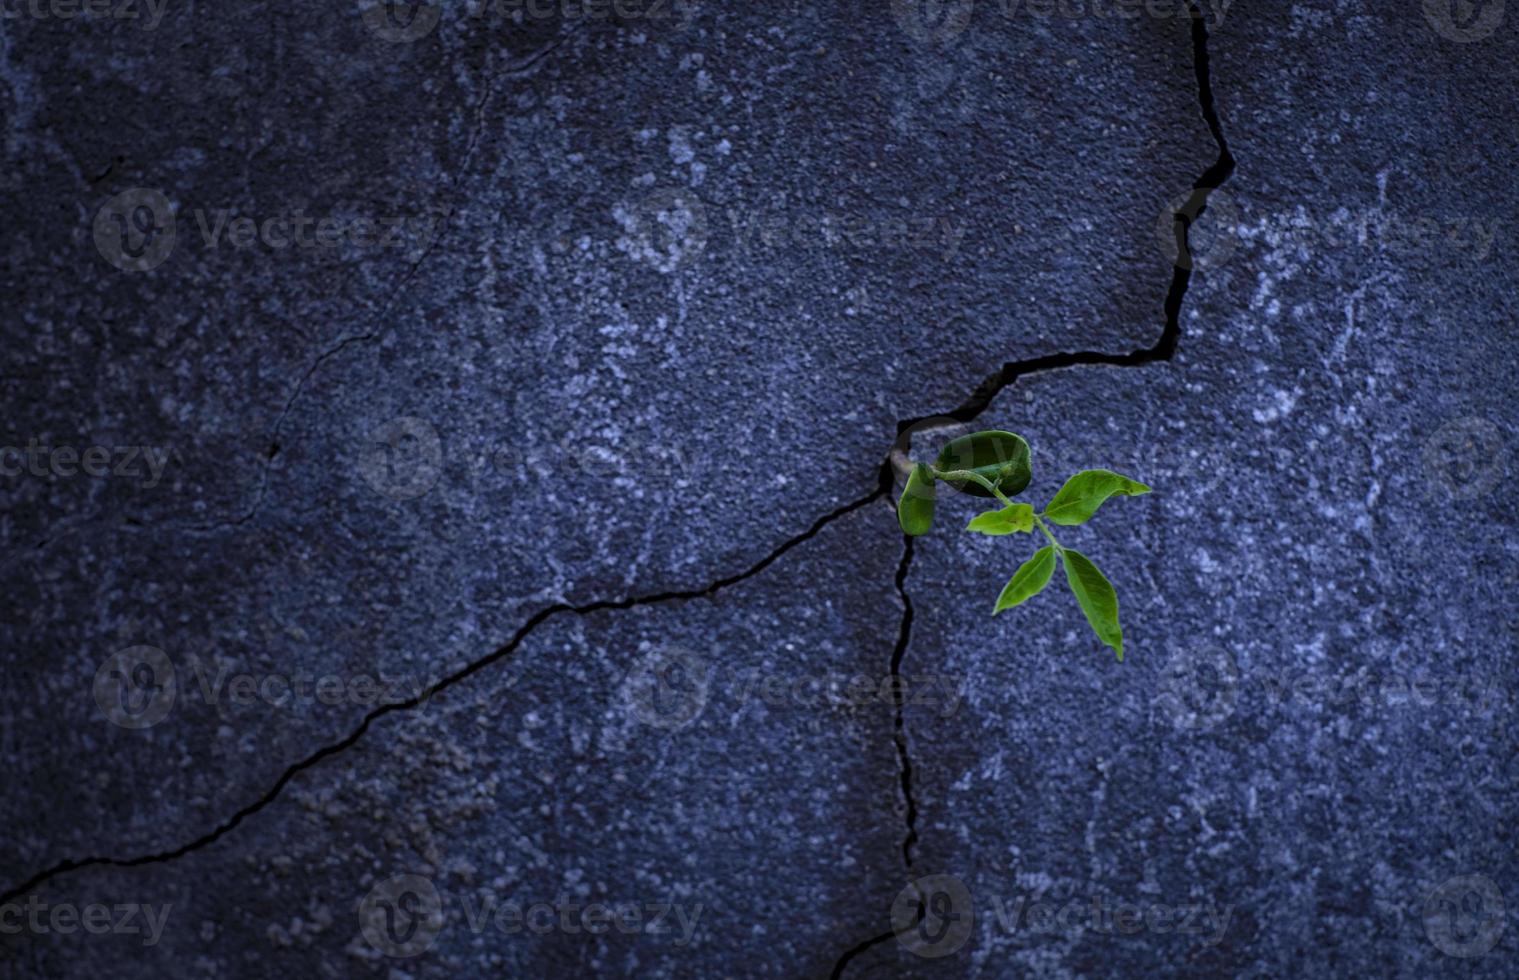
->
847, 3, 1519, 977
3, 504, 909, 977
1, 1, 1209, 882
3, 0, 1516, 977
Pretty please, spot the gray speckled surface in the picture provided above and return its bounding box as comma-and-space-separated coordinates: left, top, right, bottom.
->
3, 1, 1516, 976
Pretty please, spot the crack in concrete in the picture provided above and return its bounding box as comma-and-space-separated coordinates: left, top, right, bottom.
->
0, 489, 884, 906
823, 534, 930, 980
888, 537, 921, 876
830, 7, 1237, 976
3, 8, 1237, 942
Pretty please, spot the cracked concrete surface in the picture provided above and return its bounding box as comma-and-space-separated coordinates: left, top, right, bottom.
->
3, 1, 1516, 977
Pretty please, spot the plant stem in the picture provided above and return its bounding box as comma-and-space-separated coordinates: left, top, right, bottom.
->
930, 468, 1013, 505
932, 466, 1065, 550
1032, 514, 1063, 552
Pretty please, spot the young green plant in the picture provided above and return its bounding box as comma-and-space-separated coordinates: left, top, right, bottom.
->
896, 430, 1150, 661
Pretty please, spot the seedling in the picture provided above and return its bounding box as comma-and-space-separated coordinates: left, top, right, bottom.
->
896, 430, 1149, 661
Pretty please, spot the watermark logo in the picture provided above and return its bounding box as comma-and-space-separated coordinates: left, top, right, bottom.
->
891, 0, 976, 45
361, 0, 443, 42
1423, 416, 1504, 500
1423, 0, 1505, 42
359, 874, 445, 957
358, 416, 443, 500
93, 646, 177, 730
616, 188, 708, 272
1422, 874, 1506, 957
94, 188, 176, 272
623, 645, 710, 729
892, 874, 975, 959
1156, 188, 1239, 272
1156, 643, 1239, 730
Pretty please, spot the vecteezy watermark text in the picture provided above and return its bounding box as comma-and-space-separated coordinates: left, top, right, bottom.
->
0, 897, 172, 947
0, 0, 168, 29
989, 890, 1233, 946
94, 188, 447, 272
356, 874, 703, 957
621, 645, 966, 729
93, 646, 437, 729
360, 0, 697, 43
1000, 0, 1233, 26
0, 439, 170, 487
889, 875, 1232, 960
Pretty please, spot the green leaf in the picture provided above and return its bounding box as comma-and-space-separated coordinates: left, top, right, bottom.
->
897, 462, 937, 536
1043, 469, 1151, 526
994, 545, 1057, 614
966, 503, 1035, 536
1061, 548, 1123, 660
934, 430, 1031, 499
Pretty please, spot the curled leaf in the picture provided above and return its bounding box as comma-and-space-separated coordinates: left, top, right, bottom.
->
934, 430, 1032, 499
898, 462, 937, 536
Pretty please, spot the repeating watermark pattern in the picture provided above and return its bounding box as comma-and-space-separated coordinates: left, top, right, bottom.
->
1001, 0, 1233, 26
620, 645, 967, 729
892, 874, 975, 958
891, 0, 976, 46
360, 0, 697, 42
612, 188, 968, 272
988, 889, 1232, 945
93, 646, 435, 729
0, 440, 171, 487
1422, 416, 1505, 500
615, 188, 709, 272
622, 645, 711, 729
1156, 188, 1240, 272
93, 188, 175, 272
890, 875, 1232, 959
539, 428, 698, 487
1422, 874, 1506, 957
0, 0, 167, 27
93, 189, 447, 272
1423, 0, 1505, 42
1252, 208, 1500, 264
357, 416, 444, 501
1260, 672, 1508, 713
189, 208, 443, 253
357, 874, 703, 957
93, 646, 177, 730
0, 897, 172, 947
891, 0, 1232, 46
1196, 204, 1502, 274
724, 207, 968, 263
358, 874, 445, 957
1157, 646, 1508, 730
1155, 643, 1239, 730
360, 0, 443, 42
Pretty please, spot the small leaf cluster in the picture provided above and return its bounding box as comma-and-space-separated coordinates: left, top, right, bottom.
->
896, 431, 1150, 661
